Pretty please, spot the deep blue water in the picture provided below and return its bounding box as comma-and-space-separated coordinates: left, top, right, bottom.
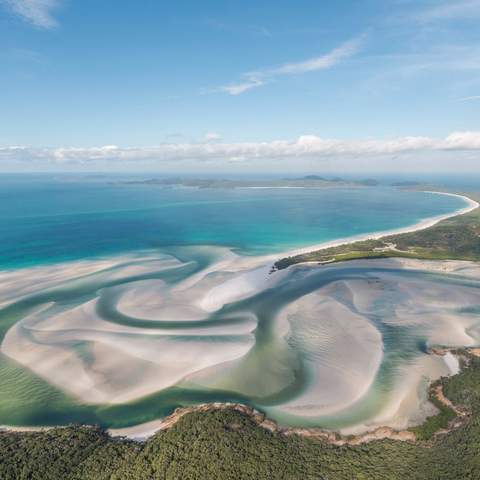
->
0, 174, 468, 268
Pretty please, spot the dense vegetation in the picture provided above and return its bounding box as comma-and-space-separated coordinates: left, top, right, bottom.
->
274, 193, 480, 270
1, 190, 479, 479
1, 353, 479, 479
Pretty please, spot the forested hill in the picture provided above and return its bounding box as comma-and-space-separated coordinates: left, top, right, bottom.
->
1, 352, 480, 480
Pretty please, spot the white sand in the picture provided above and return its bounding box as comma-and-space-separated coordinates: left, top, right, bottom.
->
1, 253, 260, 405
277, 191, 479, 260
444, 352, 460, 375
258, 258, 480, 434
0, 192, 479, 435
274, 286, 383, 416
109, 419, 168, 440
115, 279, 209, 321
2, 312, 255, 404
342, 354, 449, 435
3, 254, 480, 430
0, 251, 181, 306
200, 264, 286, 312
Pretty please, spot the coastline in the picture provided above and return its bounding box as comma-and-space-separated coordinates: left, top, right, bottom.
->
0, 189, 479, 440
3, 347, 476, 443
102, 348, 480, 441
201, 190, 479, 312
106, 190, 479, 439
275, 190, 479, 262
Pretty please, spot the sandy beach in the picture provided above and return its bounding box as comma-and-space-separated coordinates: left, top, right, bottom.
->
281, 191, 479, 259
0, 191, 478, 438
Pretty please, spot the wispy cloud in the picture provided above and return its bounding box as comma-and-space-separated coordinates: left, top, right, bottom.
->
270, 37, 364, 75
460, 95, 480, 101
204, 132, 223, 142
3, 131, 480, 165
3, 0, 61, 28
219, 36, 365, 95
221, 78, 265, 95
417, 0, 480, 22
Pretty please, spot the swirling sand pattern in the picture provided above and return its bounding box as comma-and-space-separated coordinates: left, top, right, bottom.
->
0, 246, 479, 434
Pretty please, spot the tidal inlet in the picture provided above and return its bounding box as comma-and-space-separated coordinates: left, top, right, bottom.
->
0, 183, 479, 437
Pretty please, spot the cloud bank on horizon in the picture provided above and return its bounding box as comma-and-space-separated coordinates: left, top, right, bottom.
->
2, 132, 480, 169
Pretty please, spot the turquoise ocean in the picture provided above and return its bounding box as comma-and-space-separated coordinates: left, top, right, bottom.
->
0, 173, 478, 431
0, 174, 469, 268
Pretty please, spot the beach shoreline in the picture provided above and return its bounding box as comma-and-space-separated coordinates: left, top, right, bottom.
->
3, 346, 476, 442
2, 256, 478, 440
273, 190, 479, 263
0, 189, 478, 439
104, 190, 479, 439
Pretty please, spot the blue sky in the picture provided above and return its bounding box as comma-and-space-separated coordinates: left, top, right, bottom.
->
1, 0, 480, 172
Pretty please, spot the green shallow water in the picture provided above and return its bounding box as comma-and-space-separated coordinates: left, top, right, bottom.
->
0, 177, 477, 430
1, 247, 479, 430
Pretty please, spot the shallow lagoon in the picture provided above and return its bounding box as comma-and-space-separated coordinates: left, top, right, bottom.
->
0, 178, 477, 432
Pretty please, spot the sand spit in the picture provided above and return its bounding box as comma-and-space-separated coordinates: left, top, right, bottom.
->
273, 287, 383, 417
0, 192, 479, 437
276, 191, 479, 261
2, 256, 480, 425
109, 348, 477, 443
0, 246, 261, 404
4, 346, 473, 445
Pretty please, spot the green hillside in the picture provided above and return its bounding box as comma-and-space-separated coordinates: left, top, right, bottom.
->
1, 352, 479, 480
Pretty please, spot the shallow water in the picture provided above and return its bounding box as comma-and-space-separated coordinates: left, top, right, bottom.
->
1, 248, 479, 431
0, 176, 477, 431
0, 175, 467, 267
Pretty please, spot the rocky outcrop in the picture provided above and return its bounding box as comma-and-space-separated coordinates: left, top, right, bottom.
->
152, 403, 267, 432
4, 351, 476, 447
283, 426, 416, 445
148, 402, 417, 445
143, 347, 479, 446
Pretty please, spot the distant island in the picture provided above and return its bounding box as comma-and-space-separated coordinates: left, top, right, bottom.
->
118, 176, 380, 189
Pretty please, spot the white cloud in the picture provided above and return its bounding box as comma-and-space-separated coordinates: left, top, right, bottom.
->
219, 36, 364, 95
442, 131, 480, 149
2, 131, 480, 166
220, 78, 265, 95
205, 132, 222, 142
270, 37, 364, 75
460, 95, 480, 101
3, 0, 60, 28
417, 0, 480, 22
